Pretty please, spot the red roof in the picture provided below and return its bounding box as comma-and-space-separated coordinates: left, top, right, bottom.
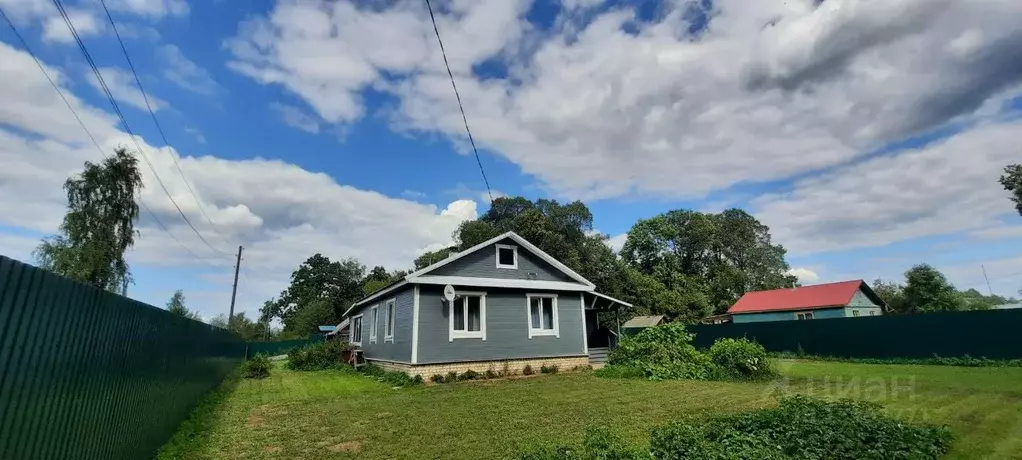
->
728, 280, 869, 314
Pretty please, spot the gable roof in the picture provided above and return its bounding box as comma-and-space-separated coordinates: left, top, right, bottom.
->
622, 315, 664, 328
345, 231, 596, 314
728, 280, 885, 315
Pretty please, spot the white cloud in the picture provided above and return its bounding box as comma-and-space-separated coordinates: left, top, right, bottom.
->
158, 45, 220, 95
970, 225, 1022, 241
787, 267, 819, 283
226, 0, 1022, 203
270, 102, 320, 133
104, 0, 188, 18
0, 40, 480, 318
605, 233, 627, 253
85, 66, 167, 112
753, 121, 1022, 255
183, 126, 206, 144
41, 9, 102, 43
401, 189, 427, 199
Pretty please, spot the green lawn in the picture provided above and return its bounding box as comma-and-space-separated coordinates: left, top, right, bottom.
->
158, 360, 1022, 459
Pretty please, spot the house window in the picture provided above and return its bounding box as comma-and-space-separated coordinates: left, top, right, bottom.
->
369, 306, 379, 343
385, 299, 396, 342
795, 312, 814, 320
869, 310, 877, 316
351, 315, 363, 345
495, 244, 518, 269
450, 292, 486, 341
527, 294, 559, 338
852, 310, 860, 317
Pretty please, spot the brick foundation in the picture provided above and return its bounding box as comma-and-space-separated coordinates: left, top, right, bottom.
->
368, 356, 590, 378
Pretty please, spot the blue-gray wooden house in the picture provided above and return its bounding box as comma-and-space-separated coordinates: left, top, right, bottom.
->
342, 231, 631, 376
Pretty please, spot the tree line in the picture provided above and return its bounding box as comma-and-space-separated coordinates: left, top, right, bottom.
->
24, 145, 1022, 339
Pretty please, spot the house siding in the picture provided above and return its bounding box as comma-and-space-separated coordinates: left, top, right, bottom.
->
844, 306, 883, 317
733, 307, 848, 323
428, 238, 573, 282
847, 290, 880, 307
416, 285, 585, 364
354, 286, 414, 363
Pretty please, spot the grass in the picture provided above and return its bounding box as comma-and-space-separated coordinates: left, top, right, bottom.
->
157, 360, 1022, 459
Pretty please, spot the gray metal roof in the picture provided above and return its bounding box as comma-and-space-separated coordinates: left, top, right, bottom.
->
622, 315, 665, 328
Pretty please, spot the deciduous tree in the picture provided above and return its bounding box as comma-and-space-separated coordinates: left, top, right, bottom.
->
902, 264, 963, 313
33, 147, 143, 294
1001, 164, 1022, 216
269, 254, 365, 334
166, 289, 201, 320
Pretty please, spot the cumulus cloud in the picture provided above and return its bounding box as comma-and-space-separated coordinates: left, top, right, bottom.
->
226, 0, 1022, 203
787, 268, 819, 283
104, 0, 188, 18
41, 8, 102, 43
0, 41, 479, 317
270, 103, 321, 133
159, 45, 221, 95
85, 66, 167, 112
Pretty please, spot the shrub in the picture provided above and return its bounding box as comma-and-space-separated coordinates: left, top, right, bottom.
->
607, 324, 716, 381
572, 364, 593, 372
286, 340, 350, 371
500, 361, 512, 377
430, 374, 445, 384
356, 364, 421, 387
594, 363, 646, 379
460, 370, 480, 381
522, 365, 535, 375
518, 426, 645, 460
446, 371, 458, 382
484, 369, 498, 379
708, 338, 776, 380
242, 355, 271, 379
540, 364, 559, 374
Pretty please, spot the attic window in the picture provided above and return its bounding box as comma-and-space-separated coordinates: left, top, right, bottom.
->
495, 244, 518, 269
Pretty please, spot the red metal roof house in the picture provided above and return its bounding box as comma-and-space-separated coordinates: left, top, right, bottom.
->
727, 280, 886, 324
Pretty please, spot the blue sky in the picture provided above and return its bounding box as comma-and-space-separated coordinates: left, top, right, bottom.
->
1, 0, 1021, 320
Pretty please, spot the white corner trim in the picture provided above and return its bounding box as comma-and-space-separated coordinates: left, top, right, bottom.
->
411, 285, 420, 364
408, 276, 593, 292
449, 291, 487, 341
526, 293, 559, 339
495, 243, 518, 269
580, 292, 588, 355
369, 305, 379, 343
384, 298, 396, 342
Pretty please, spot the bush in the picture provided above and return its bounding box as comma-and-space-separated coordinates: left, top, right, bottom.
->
446, 371, 458, 382
520, 396, 953, 460
242, 355, 271, 379
484, 369, 498, 379
540, 364, 559, 374
356, 364, 421, 387
286, 340, 350, 371
522, 365, 535, 375
430, 374, 445, 383
594, 363, 646, 379
708, 338, 776, 380
608, 324, 717, 381
460, 370, 480, 381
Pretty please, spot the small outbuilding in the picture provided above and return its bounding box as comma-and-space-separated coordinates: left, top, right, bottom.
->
728, 280, 886, 324
621, 315, 665, 336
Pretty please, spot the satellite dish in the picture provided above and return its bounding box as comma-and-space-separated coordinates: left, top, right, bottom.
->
443, 284, 456, 302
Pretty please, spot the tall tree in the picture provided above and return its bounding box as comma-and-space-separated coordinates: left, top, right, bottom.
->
871, 279, 907, 314
1001, 164, 1022, 216
268, 254, 365, 334
902, 264, 963, 313
414, 247, 454, 269
166, 289, 201, 320
621, 209, 796, 314
33, 147, 143, 294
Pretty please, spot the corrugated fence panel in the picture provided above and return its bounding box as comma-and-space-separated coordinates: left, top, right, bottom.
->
0, 255, 246, 460
688, 309, 1022, 359
247, 336, 324, 358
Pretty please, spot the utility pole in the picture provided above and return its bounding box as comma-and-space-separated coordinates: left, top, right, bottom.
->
981, 264, 994, 296
228, 245, 243, 328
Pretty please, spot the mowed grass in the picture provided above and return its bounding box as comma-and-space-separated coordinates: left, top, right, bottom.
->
158, 361, 1022, 460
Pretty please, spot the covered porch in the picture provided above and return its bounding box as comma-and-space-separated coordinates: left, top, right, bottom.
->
583, 292, 633, 365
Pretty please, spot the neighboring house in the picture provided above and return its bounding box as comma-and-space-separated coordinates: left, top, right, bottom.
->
317, 325, 336, 338
342, 231, 632, 376
700, 313, 732, 325
728, 280, 886, 324
325, 317, 350, 342
621, 315, 665, 336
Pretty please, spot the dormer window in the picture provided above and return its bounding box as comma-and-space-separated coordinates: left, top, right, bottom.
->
495, 244, 518, 269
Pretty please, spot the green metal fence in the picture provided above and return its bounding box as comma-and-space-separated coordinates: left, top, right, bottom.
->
0, 255, 246, 459
246, 336, 324, 358
688, 309, 1022, 359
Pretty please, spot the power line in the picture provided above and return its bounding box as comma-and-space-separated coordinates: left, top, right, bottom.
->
423, 0, 494, 204
0, 6, 218, 266
97, 0, 225, 238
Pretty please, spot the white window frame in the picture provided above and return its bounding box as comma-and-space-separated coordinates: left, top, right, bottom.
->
351, 314, 363, 346
495, 244, 518, 269
795, 311, 814, 320
369, 305, 379, 344
869, 310, 877, 316
852, 309, 860, 317
384, 298, 396, 343
449, 291, 487, 341
526, 293, 559, 338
